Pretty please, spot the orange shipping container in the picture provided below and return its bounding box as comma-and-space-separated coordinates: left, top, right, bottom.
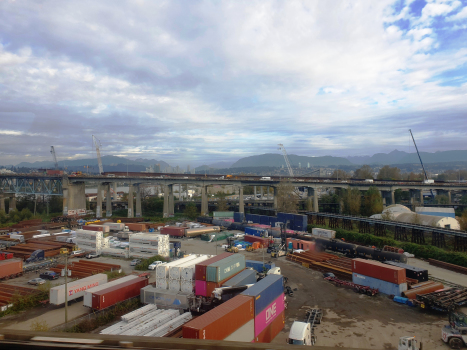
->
125, 223, 147, 232
352, 258, 406, 284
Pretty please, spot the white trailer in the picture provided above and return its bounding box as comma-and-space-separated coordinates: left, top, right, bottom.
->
50, 274, 108, 305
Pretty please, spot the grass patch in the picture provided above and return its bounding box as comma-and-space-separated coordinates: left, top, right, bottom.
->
104, 270, 127, 280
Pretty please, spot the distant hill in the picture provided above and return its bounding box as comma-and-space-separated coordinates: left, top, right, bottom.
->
16, 155, 170, 170
347, 149, 467, 165
231, 153, 352, 168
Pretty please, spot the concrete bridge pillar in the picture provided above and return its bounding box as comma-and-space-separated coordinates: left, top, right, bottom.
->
267, 186, 270, 200
254, 186, 257, 201
391, 190, 395, 205
96, 183, 103, 218
201, 185, 208, 216
9, 194, 16, 213
186, 185, 189, 201
307, 187, 319, 212
260, 186, 263, 200
127, 184, 134, 218
62, 178, 86, 216
163, 185, 169, 218
168, 184, 174, 216
113, 183, 118, 198
0, 194, 5, 213
135, 185, 142, 217
447, 190, 452, 205
419, 189, 424, 207
239, 186, 244, 213
178, 184, 182, 202
106, 183, 112, 217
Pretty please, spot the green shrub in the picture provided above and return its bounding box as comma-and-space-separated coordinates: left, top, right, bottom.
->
134, 255, 167, 270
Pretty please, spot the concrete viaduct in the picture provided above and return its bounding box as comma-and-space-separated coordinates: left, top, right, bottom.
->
1, 173, 467, 218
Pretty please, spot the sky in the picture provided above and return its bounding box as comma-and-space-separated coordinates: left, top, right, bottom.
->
0, 0, 466, 167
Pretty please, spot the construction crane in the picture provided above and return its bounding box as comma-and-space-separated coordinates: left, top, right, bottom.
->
92, 135, 104, 175
50, 146, 59, 170
278, 144, 294, 177
409, 129, 434, 199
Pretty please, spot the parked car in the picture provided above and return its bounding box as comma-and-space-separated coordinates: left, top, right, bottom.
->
130, 259, 141, 266
148, 261, 165, 270
71, 249, 86, 257
40, 271, 59, 280
28, 278, 46, 285
86, 253, 100, 259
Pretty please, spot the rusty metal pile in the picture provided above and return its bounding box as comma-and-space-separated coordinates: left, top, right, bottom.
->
49, 259, 121, 279
4, 240, 75, 260
286, 251, 353, 280
0, 284, 41, 311
416, 287, 467, 312
428, 259, 467, 275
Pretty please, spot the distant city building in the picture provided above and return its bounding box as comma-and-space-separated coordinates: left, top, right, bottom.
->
307, 162, 310, 168
154, 164, 161, 173
299, 162, 301, 169
175, 166, 180, 173
187, 165, 190, 173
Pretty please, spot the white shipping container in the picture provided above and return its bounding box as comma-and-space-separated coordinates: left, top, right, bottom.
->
129, 234, 169, 244
311, 228, 336, 239
83, 275, 139, 307
168, 279, 181, 292
86, 225, 110, 233
181, 280, 194, 293
180, 255, 212, 281
224, 319, 254, 342
155, 255, 198, 279
50, 274, 108, 305
103, 222, 125, 231
156, 278, 168, 290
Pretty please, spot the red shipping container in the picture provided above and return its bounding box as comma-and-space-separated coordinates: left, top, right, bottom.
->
84, 225, 104, 232
254, 310, 285, 343
183, 295, 254, 340
91, 277, 148, 310
125, 223, 147, 232
195, 252, 233, 281
352, 258, 406, 284
244, 235, 270, 248
160, 226, 186, 237
0, 258, 23, 279
286, 238, 315, 251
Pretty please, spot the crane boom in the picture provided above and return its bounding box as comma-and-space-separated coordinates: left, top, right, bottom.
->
278, 144, 294, 177
50, 146, 58, 170
92, 135, 104, 174
409, 129, 429, 181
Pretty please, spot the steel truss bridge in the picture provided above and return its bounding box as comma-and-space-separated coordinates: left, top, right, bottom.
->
307, 212, 467, 252
0, 176, 62, 195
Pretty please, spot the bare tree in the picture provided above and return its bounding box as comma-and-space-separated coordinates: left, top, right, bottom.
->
354, 165, 374, 179
331, 169, 350, 180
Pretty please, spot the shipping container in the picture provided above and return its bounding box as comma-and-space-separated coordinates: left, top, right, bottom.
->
213, 211, 234, 218
246, 260, 275, 273
91, 277, 148, 310
206, 254, 246, 282
126, 223, 147, 232
293, 214, 308, 231
222, 269, 257, 287
224, 319, 254, 342
140, 286, 190, 309
255, 294, 285, 337
384, 261, 428, 282
83, 275, 139, 307
244, 235, 270, 248
254, 310, 285, 343
50, 274, 108, 305
352, 273, 407, 296
352, 258, 406, 284
0, 258, 23, 279
180, 255, 212, 281
195, 280, 206, 296
245, 227, 268, 237
241, 274, 283, 315
311, 228, 336, 239
85, 225, 110, 233
103, 222, 125, 231
286, 238, 315, 251
155, 255, 199, 279
195, 252, 233, 281
260, 216, 269, 225
160, 226, 186, 237
233, 212, 244, 223
183, 294, 254, 340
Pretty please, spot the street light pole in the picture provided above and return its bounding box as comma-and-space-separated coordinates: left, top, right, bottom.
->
63, 251, 68, 325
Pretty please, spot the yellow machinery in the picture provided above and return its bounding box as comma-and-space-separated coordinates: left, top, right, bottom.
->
60, 248, 69, 254
226, 247, 239, 253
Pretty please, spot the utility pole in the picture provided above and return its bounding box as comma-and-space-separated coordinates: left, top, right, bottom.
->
62, 251, 69, 324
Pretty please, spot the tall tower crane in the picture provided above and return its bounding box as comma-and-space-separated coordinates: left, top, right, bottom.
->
92, 135, 104, 174
50, 146, 59, 169
409, 129, 434, 199
278, 144, 294, 177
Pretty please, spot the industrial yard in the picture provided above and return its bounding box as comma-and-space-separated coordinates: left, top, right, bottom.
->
0, 213, 466, 350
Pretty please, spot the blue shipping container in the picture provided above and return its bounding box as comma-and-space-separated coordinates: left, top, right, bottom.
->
222, 269, 257, 287
352, 273, 407, 297
245, 260, 275, 273
245, 214, 253, 222
241, 274, 283, 315
234, 212, 245, 222
245, 227, 267, 237
260, 216, 269, 225
269, 217, 277, 226
277, 212, 287, 223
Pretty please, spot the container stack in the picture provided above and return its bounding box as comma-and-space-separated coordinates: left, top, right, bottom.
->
244, 235, 270, 248
168, 255, 212, 292
351, 258, 407, 296
140, 286, 191, 309
195, 253, 246, 297
183, 274, 284, 343
103, 222, 125, 231
129, 233, 170, 258
160, 226, 186, 237
155, 255, 199, 289
213, 211, 234, 220
100, 247, 129, 258
84, 225, 110, 233
75, 229, 109, 254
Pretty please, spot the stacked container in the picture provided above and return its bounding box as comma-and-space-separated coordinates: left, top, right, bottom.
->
183, 294, 254, 340
91, 277, 149, 310
168, 255, 211, 292
156, 255, 199, 289
244, 235, 270, 248
103, 222, 125, 231
75, 229, 107, 254
129, 233, 169, 258
84, 225, 110, 233
160, 226, 186, 237
83, 275, 139, 308
352, 258, 407, 296
222, 269, 257, 287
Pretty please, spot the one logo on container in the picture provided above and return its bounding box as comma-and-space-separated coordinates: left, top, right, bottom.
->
265, 302, 277, 322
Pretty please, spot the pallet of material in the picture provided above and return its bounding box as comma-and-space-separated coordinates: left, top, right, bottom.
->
416, 287, 467, 312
